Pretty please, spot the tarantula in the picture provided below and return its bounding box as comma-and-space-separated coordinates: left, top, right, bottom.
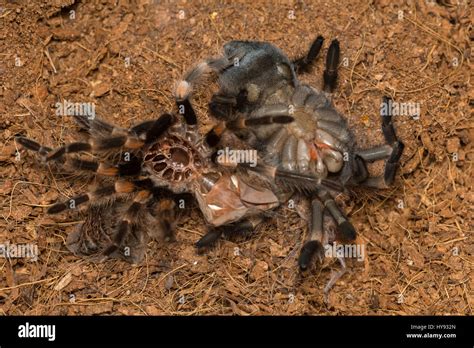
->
175, 36, 404, 292
15, 94, 337, 263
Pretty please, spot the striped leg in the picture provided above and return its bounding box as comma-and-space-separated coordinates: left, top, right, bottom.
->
15, 114, 174, 162
298, 198, 326, 270
14, 137, 52, 157
74, 113, 170, 139
316, 188, 356, 243
175, 55, 241, 125
102, 190, 152, 257
47, 179, 154, 214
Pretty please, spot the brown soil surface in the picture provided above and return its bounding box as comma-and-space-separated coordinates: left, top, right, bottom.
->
0, 0, 472, 315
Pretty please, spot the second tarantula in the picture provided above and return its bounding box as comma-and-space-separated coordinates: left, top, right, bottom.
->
15, 93, 334, 263
176, 36, 405, 293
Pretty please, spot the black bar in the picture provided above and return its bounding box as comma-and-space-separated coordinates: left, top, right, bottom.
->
0, 316, 472, 346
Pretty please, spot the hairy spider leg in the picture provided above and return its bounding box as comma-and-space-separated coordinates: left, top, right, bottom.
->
298, 198, 326, 270
46, 179, 154, 214
323, 39, 340, 93
316, 187, 356, 243
16, 113, 173, 160
102, 189, 153, 257
355, 96, 405, 188
292, 35, 325, 74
